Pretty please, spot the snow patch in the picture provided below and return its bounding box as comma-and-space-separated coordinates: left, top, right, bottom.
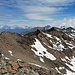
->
55, 36, 61, 42
55, 67, 61, 73
17, 59, 22, 61
40, 57, 44, 63
53, 44, 64, 51
43, 33, 52, 38
31, 38, 56, 62
1, 54, 4, 57
65, 41, 75, 49
59, 67, 64, 70
61, 58, 67, 62
5, 57, 9, 59
8, 50, 13, 56
66, 56, 75, 71
65, 70, 75, 75
21, 35, 24, 37
65, 56, 75, 75
29, 63, 48, 70
65, 56, 69, 60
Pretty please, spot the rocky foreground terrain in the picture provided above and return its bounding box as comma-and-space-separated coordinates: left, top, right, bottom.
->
0, 27, 75, 75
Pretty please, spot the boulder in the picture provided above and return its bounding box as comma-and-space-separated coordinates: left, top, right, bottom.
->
6, 65, 12, 73
12, 62, 19, 70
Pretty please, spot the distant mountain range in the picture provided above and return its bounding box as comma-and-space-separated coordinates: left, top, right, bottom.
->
0, 25, 75, 35
0, 26, 32, 34
22, 26, 75, 36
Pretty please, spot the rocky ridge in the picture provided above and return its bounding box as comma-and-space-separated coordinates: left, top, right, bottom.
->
0, 27, 75, 75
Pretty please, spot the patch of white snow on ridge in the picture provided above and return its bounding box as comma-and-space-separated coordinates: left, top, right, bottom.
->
55, 36, 61, 42
62, 39, 75, 49
53, 44, 64, 51
65, 70, 75, 75
43, 33, 52, 38
65, 56, 69, 60
55, 67, 61, 74
65, 56, 75, 75
61, 58, 67, 62
59, 67, 64, 70
5, 57, 9, 60
43, 42, 52, 49
57, 44, 64, 51
1, 54, 4, 57
40, 57, 44, 63
31, 38, 56, 62
8, 50, 13, 56
61, 56, 70, 62
70, 34, 75, 38
29, 63, 48, 70
66, 56, 75, 71
53, 44, 57, 49
65, 41, 75, 49
17, 59, 22, 61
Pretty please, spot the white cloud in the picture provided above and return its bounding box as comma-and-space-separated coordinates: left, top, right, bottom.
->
51, 18, 75, 28
0, 18, 75, 29
23, 6, 61, 13
15, 0, 75, 21
25, 13, 53, 21
21, 5, 63, 21
14, 0, 66, 21
23, 6, 63, 21
38, 0, 75, 6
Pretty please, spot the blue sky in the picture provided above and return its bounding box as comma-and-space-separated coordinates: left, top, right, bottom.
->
0, 0, 75, 28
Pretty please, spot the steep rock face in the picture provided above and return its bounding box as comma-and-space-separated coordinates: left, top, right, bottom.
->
0, 27, 75, 75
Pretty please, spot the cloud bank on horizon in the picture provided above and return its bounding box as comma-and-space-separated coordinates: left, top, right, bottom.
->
0, 0, 75, 28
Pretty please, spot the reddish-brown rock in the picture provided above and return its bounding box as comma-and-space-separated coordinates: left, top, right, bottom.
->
6, 65, 12, 73
12, 62, 18, 70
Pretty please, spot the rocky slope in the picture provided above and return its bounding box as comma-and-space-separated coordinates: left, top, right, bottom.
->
0, 27, 75, 75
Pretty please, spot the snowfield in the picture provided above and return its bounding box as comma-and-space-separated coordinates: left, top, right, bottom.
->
31, 38, 56, 62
